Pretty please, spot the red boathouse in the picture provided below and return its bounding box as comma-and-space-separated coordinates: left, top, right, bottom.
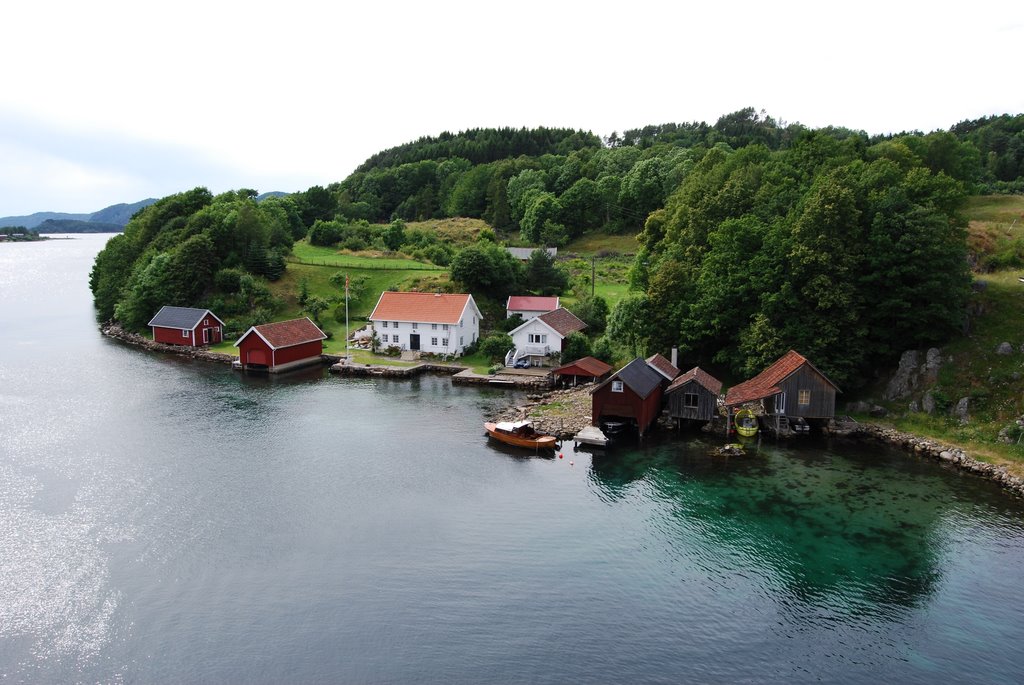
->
234, 317, 327, 373
148, 306, 224, 347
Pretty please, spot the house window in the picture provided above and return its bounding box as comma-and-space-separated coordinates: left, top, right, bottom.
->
528, 333, 547, 344
442, 324, 449, 331
473, 316, 476, 324
393, 322, 399, 329
611, 380, 624, 393
412, 322, 418, 330
460, 336, 464, 345
442, 338, 449, 346
204, 319, 209, 325
431, 337, 438, 346
432, 323, 437, 330
799, 389, 811, 406
181, 329, 189, 338
382, 321, 388, 328
684, 393, 699, 408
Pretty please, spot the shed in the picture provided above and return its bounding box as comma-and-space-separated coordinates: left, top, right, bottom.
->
724, 350, 840, 428
552, 356, 612, 387
591, 357, 665, 437
506, 247, 557, 261
665, 366, 723, 423
148, 306, 224, 347
234, 317, 327, 373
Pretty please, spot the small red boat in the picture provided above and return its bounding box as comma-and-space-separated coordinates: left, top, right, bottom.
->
484, 420, 558, 450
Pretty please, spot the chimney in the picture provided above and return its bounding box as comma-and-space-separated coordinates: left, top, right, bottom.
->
671, 346, 678, 368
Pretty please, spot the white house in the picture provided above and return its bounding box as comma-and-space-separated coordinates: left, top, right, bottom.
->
505, 295, 559, 320
507, 307, 586, 366
369, 291, 482, 357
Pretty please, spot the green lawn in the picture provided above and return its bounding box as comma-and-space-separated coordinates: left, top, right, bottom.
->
563, 231, 640, 256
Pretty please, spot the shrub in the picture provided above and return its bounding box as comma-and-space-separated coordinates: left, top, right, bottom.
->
479, 333, 514, 361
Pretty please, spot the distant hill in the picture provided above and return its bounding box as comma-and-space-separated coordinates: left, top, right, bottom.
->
88, 199, 157, 226
36, 219, 125, 233
0, 198, 157, 232
257, 191, 289, 201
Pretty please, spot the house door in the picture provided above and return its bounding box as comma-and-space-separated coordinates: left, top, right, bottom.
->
203, 327, 212, 344
774, 392, 787, 414
410, 334, 420, 351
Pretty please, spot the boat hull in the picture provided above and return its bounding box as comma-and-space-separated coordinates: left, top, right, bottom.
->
484, 422, 558, 450
734, 410, 759, 437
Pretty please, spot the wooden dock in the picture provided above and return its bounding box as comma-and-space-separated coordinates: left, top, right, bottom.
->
574, 425, 609, 447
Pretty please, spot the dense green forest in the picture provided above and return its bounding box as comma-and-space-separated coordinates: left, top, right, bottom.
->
90, 188, 305, 332
91, 109, 1024, 389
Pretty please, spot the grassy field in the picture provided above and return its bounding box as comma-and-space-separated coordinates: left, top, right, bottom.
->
562, 231, 640, 256
289, 241, 443, 270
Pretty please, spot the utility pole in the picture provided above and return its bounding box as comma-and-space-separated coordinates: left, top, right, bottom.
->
591, 255, 596, 298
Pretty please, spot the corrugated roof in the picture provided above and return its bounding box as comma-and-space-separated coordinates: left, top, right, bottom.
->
369, 292, 476, 325
724, 350, 837, 406
507, 247, 557, 260
593, 357, 663, 399
645, 353, 680, 381
506, 295, 559, 312
553, 356, 612, 377
148, 306, 221, 330
666, 366, 723, 395
536, 308, 587, 337
237, 317, 326, 349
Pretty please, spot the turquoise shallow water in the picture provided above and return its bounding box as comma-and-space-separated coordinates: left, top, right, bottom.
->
1, 235, 1023, 683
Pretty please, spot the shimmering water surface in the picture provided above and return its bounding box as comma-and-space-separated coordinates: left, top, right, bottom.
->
2, 235, 1023, 683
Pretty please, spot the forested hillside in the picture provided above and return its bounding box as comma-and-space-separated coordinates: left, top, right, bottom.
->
90, 188, 304, 332
91, 110, 1024, 392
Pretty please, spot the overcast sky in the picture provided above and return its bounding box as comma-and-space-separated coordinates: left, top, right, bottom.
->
2, 0, 1022, 217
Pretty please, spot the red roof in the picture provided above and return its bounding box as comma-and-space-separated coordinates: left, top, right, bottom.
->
370, 292, 476, 325
645, 353, 680, 381
553, 356, 612, 378
536, 308, 587, 337
666, 366, 723, 395
724, 350, 836, 406
236, 317, 326, 349
506, 295, 559, 312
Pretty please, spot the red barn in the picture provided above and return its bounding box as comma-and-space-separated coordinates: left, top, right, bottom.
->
591, 357, 666, 437
148, 306, 224, 347
234, 317, 327, 373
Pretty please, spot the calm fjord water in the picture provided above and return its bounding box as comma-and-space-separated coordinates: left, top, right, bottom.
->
2, 235, 1023, 684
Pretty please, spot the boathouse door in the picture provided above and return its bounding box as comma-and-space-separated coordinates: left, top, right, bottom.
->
410, 334, 420, 351
248, 349, 268, 366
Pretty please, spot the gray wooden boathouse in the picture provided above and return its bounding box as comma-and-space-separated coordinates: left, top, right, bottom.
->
665, 366, 723, 424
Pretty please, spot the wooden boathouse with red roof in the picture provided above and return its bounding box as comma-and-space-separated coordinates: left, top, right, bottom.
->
666, 366, 723, 424
724, 350, 839, 431
234, 317, 327, 373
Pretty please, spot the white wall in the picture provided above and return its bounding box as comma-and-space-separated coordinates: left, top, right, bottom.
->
510, 319, 563, 355
371, 314, 479, 357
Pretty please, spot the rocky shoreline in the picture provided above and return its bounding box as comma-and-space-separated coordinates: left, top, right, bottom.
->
495, 385, 1024, 498
101, 323, 238, 364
